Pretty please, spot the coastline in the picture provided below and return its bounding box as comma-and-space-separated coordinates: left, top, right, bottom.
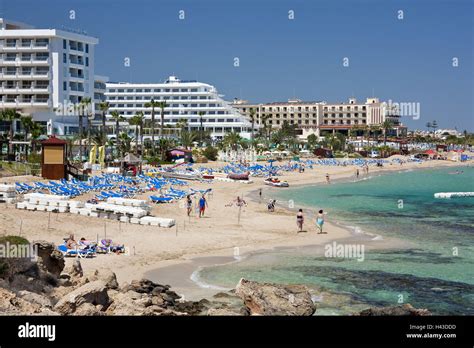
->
1, 158, 470, 301
143, 160, 469, 300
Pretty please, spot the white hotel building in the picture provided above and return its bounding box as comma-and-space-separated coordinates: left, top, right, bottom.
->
0, 18, 99, 135
105, 76, 252, 140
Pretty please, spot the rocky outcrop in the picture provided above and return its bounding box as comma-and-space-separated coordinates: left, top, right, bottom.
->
357, 304, 431, 316
85, 269, 119, 289
53, 280, 109, 315
235, 278, 316, 316
32, 240, 65, 277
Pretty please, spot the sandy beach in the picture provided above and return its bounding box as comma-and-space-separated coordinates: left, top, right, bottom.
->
0, 158, 469, 299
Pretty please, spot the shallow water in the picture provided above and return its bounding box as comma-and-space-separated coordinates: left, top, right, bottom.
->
197, 166, 474, 315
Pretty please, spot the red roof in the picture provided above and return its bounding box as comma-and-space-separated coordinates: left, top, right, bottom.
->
424, 149, 437, 154
41, 136, 67, 145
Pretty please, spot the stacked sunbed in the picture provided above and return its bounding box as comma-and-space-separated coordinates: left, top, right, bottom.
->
0, 184, 17, 204
16, 193, 83, 212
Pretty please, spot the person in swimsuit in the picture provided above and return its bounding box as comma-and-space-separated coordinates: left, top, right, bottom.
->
326, 173, 330, 184
316, 209, 325, 234
296, 209, 304, 232
186, 195, 193, 216
199, 194, 208, 218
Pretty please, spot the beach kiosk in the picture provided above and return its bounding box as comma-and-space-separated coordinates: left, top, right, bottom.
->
41, 136, 67, 180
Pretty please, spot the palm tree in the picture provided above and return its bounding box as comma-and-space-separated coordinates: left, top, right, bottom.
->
29, 121, 43, 154
222, 132, 242, 151
144, 99, 162, 154
260, 114, 271, 141
157, 138, 172, 161
382, 120, 394, 145
249, 109, 256, 141
110, 110, 124, 159
99, 101, 110, 143
80, 97, 93, 157
157, 101, 168, 138
198, 111, 205, 146
0, 108, 21, 158
118, 132, 132, 156
129, 112, 144, 156
180, 130, 197, 150
20, 115, 34, 159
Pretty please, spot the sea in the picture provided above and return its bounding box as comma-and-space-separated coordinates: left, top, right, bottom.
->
194, 166, 474, 315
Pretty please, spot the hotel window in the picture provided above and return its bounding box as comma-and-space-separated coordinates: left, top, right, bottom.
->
172, 89, 179, 92
144, 89, 151, 92
180, 89, 188, 92
85, 44, 89, 53
117, 89, 124, 92
63, 40, 67, 49
153, 89, 160, 92
85, 57, 89, 66
63, 82, 67, 91
127, 89, 133, 92
190, 89, 197, 92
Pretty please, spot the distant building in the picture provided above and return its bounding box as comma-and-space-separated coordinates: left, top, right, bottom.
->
233, 97, 407, 139
105, 76, 252, 141
0, 18, 99, 135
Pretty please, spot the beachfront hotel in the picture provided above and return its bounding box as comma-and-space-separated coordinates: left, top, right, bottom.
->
0, 18, 99, 135
233, 98, 407, 139
105, 76, 252, 140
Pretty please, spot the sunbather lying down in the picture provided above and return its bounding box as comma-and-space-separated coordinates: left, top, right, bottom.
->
98, 239, 125, 254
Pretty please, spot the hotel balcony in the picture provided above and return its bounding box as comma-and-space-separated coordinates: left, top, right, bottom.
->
0, 85, 50, 93
0, 43, 49, 51
0, 57, 51, 65
0, 99, 51, 108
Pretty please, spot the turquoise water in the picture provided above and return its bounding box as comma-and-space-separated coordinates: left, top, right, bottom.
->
198, 166, 474, 315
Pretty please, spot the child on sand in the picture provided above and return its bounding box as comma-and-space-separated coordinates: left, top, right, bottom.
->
316, 209, 325, 234
296, 209, 304, 232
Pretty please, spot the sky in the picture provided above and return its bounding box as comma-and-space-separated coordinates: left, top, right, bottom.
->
1, 0, 473, 131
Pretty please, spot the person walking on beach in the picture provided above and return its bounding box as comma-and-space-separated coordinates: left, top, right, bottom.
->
316, 210, 325, 234
326, 173, 330, 184
259, 188, 262, 201
199, 194, 208, 218
356, 168, 359, 179
296, 209, 304, 233
186, 195, 193, 217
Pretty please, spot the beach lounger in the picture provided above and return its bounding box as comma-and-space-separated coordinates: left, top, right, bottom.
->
57, 244, 95, 258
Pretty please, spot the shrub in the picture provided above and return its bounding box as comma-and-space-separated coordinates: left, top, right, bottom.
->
202, 146, 218, 161
0, 236, 29, 245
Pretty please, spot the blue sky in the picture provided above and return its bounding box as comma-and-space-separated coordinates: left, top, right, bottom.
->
2, 0, 473, 131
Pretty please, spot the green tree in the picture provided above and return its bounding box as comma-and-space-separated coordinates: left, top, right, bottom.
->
306, 134, 318, 150
144, 98, 162, 154
99, 101, 110, 143
381, 120, 394, 145
0, 108, 21, 157
249, 108, 257, 141
129, 112, 145, 156
180, 130, 197, 150
110, 110, 124, 158
222, 132, 242, 151
198, 111, 205, 146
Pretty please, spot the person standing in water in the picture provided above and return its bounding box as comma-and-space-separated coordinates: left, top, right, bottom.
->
316, 209, 325, 234
199, 194, 208, 218
296, 209, 304, 233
